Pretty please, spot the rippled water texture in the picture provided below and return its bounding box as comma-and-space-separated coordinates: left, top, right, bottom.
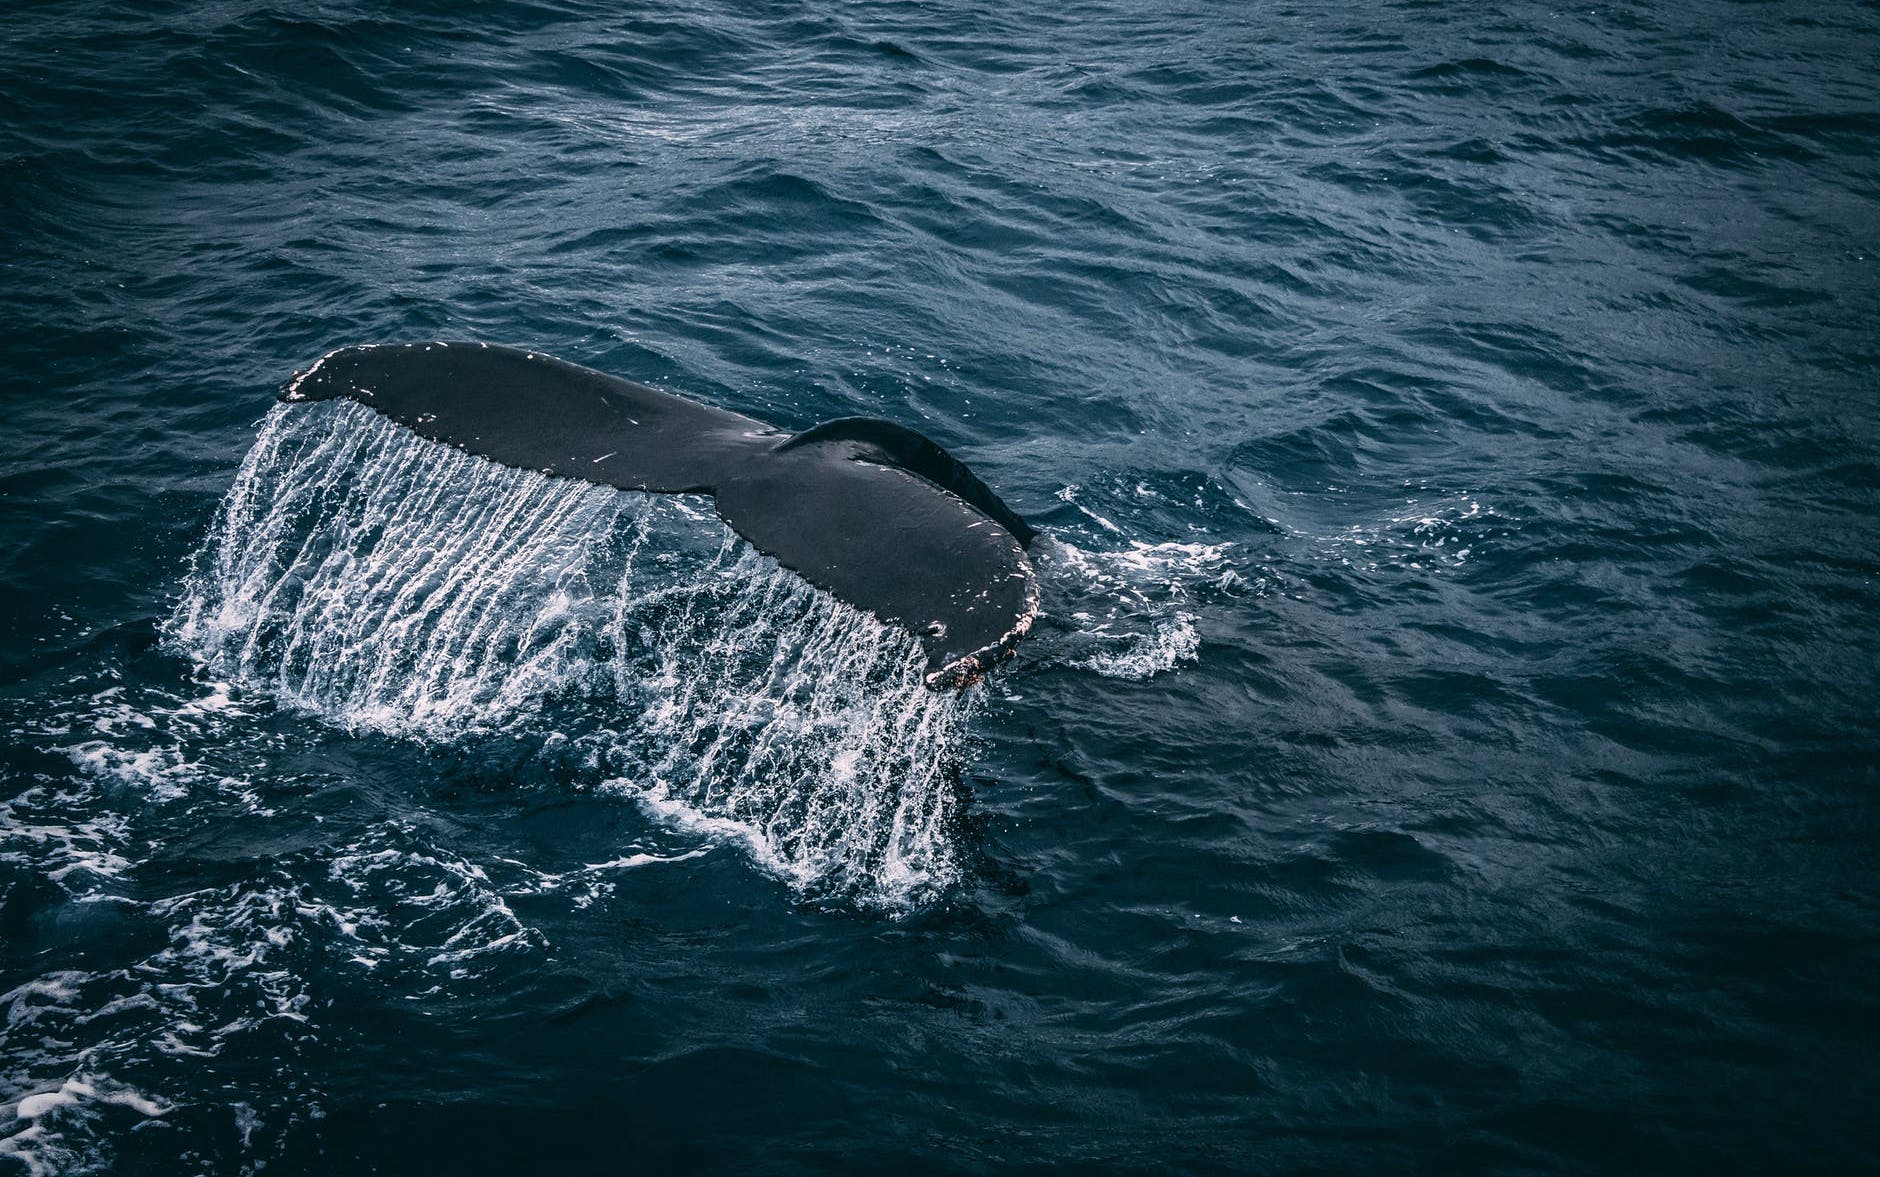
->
3, 1, 1877, 1173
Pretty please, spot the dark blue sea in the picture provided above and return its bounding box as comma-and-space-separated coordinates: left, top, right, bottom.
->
3, 1, 1878, 1173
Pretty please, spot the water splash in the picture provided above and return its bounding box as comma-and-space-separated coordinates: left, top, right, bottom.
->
1022, 477, 1262, 681
168, 401, 971, 909
171, 401, 628, 738
1028, 534, 1232, 680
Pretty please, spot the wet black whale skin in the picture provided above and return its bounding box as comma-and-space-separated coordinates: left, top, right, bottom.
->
282, 342, 1039, 686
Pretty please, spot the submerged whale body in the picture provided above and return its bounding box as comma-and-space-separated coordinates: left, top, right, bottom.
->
281, 342, 1039, 688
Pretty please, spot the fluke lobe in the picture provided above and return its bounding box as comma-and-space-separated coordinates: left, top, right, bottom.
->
281, 342, 1039, 688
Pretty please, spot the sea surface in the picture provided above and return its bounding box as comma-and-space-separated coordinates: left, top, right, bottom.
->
3, 1, 1877, 1173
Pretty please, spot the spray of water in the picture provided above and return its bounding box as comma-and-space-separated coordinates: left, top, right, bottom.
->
169, 401, 973, 908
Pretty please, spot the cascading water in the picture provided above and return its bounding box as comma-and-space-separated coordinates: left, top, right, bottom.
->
168, 401, 975, 908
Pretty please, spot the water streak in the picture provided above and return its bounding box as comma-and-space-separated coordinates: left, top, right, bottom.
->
169, 401, 971, 908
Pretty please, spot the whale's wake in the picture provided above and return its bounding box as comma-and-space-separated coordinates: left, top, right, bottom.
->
169, 401, 973, 908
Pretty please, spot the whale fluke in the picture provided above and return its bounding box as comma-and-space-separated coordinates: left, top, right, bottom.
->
281, 342, 1038, 687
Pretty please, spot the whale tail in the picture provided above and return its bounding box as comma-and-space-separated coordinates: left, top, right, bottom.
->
282, 342, 1039, 687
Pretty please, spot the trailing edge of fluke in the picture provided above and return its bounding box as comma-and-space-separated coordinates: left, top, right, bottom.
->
280, 342, 1040, 689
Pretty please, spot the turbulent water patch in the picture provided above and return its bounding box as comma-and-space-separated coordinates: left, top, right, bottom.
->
1034, 538, 1213, 680
167, 401, 973, 908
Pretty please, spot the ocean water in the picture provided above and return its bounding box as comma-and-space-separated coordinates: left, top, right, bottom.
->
2, 0, 1877, 1172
